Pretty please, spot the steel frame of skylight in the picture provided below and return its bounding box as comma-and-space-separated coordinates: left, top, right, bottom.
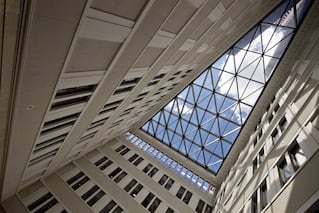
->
141, 0, 312, 174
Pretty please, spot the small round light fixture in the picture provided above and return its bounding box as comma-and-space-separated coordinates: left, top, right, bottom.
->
26, 105, 35, 110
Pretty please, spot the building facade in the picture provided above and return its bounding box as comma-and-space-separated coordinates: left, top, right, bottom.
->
0, 0, 319, 212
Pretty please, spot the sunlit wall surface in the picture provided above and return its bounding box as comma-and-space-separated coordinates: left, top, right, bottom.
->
141, 0, 312, 174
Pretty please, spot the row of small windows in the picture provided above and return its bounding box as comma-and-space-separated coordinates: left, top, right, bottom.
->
66, 170, 124, 213
125, 133, 215, 194
92, 155, 173, 213
26, 192, 66, 213
114, 142, 213, 213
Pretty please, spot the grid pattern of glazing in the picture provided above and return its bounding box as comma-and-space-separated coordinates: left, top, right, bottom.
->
125, 132, 215, 194
141, 0, 312, 174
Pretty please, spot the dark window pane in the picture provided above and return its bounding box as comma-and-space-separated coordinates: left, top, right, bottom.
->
166, 207, 174, 213
27, 193, 53, 211
133, 157, 144, 166
164, 179, 175, 190
109, 167, 122, 179
115, 145, 126, 152
158, 175, 168, 185
112, 206, 123, 213
95, 157, 108, 166
143, 164, 153, 173
204, 205, 213, 213
148, 168, 158, 177
128, 154, 139, 162
87, 190, 105, 207
100, 160, 113, 170
196, 199, 205, 213
124, 179, 137, 192
100, 200, 116, 213
67, 172, 84, 185
81, 185, 99, 200
176, 186, 186, 199
183, 191, 192, 204
130, 184, 143, 198
34, 198, 58, 213
120, 148, 130, 156
72, 176, 89, 190
141, 193, 155, 208
114, 171, 127, 183
148, 198, 161, 213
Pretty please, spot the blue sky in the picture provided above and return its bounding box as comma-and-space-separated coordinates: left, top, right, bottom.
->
141, 0, 310, 174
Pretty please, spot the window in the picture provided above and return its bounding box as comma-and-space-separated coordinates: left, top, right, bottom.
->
81, 185, 99, 200
100, 200, 116, 213
94, 157, 108, 166
119, 148, 130, 156
196, 199, 205, 213
176, 186, 186, 199
143, 164, 153, 173
87, 190, 105, 207
141, 193, 155, 208
67, 172, 84, 185
158, 175, 168, 185
251, 192, 257, 213
288, 142, 306, 170
130, 184, 143, 198
108, 167, 122, 179
27, 193, 53, 211
183, 191, 192, 204
204, 205, 213, 213
278, 158, 292, 185
72, 176, 89, 190
148, 198, 161, 213
113, 206, 123, 213
164, 179, 175, 190
260, 180, 269, 209
133, 157, 144, 166
271, 128, 279, 143
124, 179, 137, 192
253, 158, 258, 174
128, 154, 139, 162
148, 168, 158, 178
114, 171, 127, 183
166, 207, 174, 213
259, 148, 265, 163
100, 160, 113, 170
115, 145, 126, 152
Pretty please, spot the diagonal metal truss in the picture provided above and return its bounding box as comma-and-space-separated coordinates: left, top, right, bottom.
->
141, 0, 312, 174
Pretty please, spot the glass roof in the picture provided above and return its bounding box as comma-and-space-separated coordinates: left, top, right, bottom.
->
141, 0, 312, 174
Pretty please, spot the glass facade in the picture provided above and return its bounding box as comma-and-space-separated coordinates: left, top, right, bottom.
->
141, 0, 311, 174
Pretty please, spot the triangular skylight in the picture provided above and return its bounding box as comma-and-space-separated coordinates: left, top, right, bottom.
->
141, 0, 312, 174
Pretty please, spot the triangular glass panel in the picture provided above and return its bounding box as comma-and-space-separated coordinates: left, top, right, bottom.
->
197, 88, 211, 103
223, 51, 236, 74
265, 33, 293, 58
235, 26, 258, 50
237, 57, 261, 79
213, 50, 230, 70
194, 70, 207, 86
263, 56, 279, 80
203, 70, 214, 90
248, 25, 263, 54
263, 0, 290, 25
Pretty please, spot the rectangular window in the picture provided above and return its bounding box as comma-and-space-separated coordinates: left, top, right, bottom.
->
288, 142, 306, 170
130, 184, 143, 198
67, 172, 84, 185
100, 160, 113, 170
259, 148, 265, 163
94, 157, 108, 166
108, 167, 122, 179
183, 191, 192, 204
260, 180, 269, 209
271, 128, 279, 143
158, 175, 168, 185
166, 207, 174, 213
100, 200, 116, 213
148, 168, 158, 177
128, 154, 139, 162
81, 185, 99, 200
72, 176, 89, 190
251, 192, 257, 213
115, 145, 126, 152
278, 158, 292, 185
164, 179, 175, 190
204, 205, 213, 213
114, 171, 127, 183
253, 158, 258, 174
120, 148, 130, 156
141, 193, 155, 208
34, 198, 58, 213
124, 179, 137, 192
143, 164, 153, 173
133, 157, 144, 166
196, 199, 205, 213
113, 206, 123, 213
279, 117, 288, 132
27, 193, 53, 211
87, 190, 105, 207
148, 198, 161, 213
176, 186, 186, 199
